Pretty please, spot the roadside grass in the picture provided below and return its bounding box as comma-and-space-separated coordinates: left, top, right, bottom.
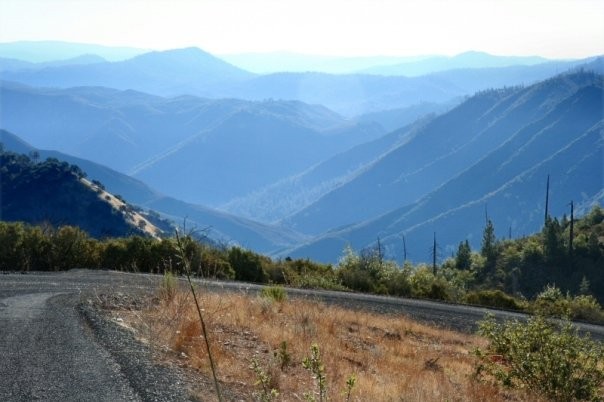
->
122, 286, 547, 402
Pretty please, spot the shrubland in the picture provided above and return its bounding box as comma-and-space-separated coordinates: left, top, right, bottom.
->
0, 205, 603, 322
122, 286, 539, 401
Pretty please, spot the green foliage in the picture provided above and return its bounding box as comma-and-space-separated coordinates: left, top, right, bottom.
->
464, 290, 525, 311
273, 258, 343, 291
229, 246, 268, 282
302, 343, 328, 402
455, 240, 472, 270
249, 357, 279, 402
336, 246, 411, 296
475, 315, 604, 401
1, 204, 602, 320
261, 285, 288, 303
159, 271, 177, 301
543, 217, 565, 264
481, 219, 498, 263
0, 149, 141, 238
274, 340, 292, 370
532, 284, 604, 323
342, 374, 357, 402
408, 266, 454, 301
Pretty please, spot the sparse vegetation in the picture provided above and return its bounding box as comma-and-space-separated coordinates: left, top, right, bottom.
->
1, 205, 603, 324
464, 289, 526, 311
121, 287, 545, 401
159, 270, 178, 302
260, 285, 287, 303
302, 343, 328, 402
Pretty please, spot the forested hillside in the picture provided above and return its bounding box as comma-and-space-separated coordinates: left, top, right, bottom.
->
285, 72, 604, 262
0, 131, 306, 253
0, 148, 148, 238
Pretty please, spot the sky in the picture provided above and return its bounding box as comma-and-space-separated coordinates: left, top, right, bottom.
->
1, 0, 603, 58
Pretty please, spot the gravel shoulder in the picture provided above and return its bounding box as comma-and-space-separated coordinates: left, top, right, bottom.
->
0, 271, 200, 401
0, 292, 141, 401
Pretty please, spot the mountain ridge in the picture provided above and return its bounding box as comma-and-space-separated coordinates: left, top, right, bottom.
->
282, 72, 603, 262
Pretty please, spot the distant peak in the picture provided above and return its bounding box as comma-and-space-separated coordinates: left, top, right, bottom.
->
132, 47, 215, 62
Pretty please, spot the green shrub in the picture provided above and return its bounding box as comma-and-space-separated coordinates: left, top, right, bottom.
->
261, 285, 287, 303
249, 357, 279, 401
569, 295, 604, 323
289, 275, 346, 291
531, 284, 604, 323
228, 247, 268, 283
533, 284, 569, 316
303, 343, 328, 402
409, 266, 454, 301
475, 315, 604, 401
465, 290, 525, 311
159, 270, 177, 301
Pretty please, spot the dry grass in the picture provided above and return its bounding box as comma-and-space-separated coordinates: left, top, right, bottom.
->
123, 287, 542, 401
81, 177, 161, 238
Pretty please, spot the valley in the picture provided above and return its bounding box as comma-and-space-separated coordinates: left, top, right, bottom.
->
1, 2, 604, 398
1, 50, 601, 263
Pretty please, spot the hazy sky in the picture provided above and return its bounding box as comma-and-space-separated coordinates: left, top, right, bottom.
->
1, 0, 603, 58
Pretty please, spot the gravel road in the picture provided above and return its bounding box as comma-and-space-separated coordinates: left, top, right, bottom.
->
1, 269, 603, 402
0, 270, 193, 402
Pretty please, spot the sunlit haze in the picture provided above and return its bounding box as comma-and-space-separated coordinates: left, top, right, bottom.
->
1, 0, 603, 58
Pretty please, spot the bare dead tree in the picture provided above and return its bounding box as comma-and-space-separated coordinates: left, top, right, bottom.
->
569, 200, 574, 271
544, 174, 550, 224
376, 237, 383, 266
431, 232, 437, 275
402, 234, 407, 265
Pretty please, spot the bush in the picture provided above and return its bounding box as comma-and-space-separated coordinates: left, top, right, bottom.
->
228, 247, 267, 283
465, 290, 525, 311
475, 315, 604, 401
409, 266, 454, 301
533, 284, 569, 316
532, 284, 604, 323
569, 295, 604, 323
261, 285, 287, 303
159, 270, 177, 301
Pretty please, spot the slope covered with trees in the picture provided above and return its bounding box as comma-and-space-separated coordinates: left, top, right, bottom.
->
0, 130, 306, 253
0, 148, 145, 238
284, 72, 603, 263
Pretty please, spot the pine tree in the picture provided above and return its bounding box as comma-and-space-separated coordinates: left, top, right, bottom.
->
455, 240, 472, 270
542, 217, 563, 264
481, 219, 497, 262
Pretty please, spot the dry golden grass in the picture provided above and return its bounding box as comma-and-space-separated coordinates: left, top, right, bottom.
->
125, 287, 542, 401
81, 177, 161, 238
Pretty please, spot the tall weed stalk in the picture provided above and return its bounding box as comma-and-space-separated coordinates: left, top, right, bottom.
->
174, 230, 223, 401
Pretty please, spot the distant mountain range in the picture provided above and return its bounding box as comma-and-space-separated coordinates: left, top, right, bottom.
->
0, 42, 550, 74
0, 54, 107, 73
1, 46, 595, 116
0, 82, 384, 205
282, 72, 604, 262
220, 52, 428, 74
222, 51, 549, 75
1, 47, 253, 97
360, 51, 549, 76
0, 41, 147, 62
